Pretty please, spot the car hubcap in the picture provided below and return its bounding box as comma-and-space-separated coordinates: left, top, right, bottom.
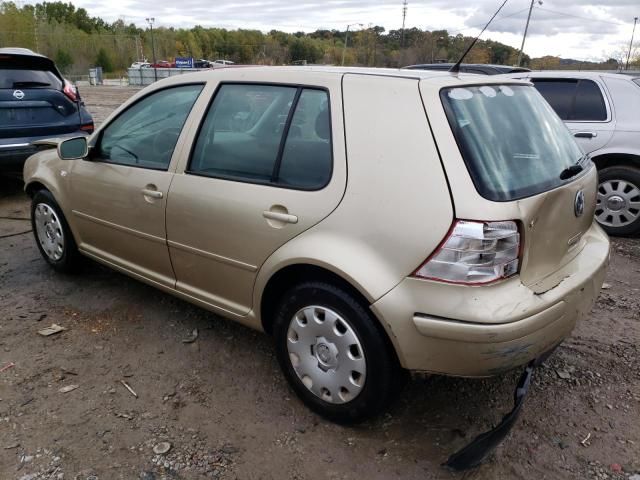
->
34, 203, 65, 261
596, 180, 640, 228
286, 306, 366, 404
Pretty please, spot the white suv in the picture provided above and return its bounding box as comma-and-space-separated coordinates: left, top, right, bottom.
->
507, 71, 640, 236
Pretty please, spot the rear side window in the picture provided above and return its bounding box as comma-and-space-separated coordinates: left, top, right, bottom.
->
441, 84, 585, 201
189, 84, 332, 190
0, 69, 62, 89
532, 79, 607, 121
97, 84, 203, 170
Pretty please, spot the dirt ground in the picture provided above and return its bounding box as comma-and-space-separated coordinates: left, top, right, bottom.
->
1, 86, 639, 480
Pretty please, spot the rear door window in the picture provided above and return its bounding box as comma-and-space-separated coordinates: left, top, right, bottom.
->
441, 84, 586, 201
532, 78, 607, 121
571, 80, 607, 121
189, 84, 332, 190
531, 79, 576, 120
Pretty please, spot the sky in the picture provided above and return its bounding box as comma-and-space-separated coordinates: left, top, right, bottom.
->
50, 0, 640, 61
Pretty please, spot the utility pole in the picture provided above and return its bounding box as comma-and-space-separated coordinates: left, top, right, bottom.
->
625, 16, 638, 70
341, 23, 362, 66
517, 0, 540, 67
400, 0, 408, 49
146, 17, 157, 81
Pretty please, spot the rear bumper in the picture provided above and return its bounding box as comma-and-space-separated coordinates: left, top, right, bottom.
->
0, 131, 87, 173
371, 222, 610, 376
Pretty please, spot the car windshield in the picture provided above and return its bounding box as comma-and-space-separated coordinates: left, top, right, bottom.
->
0, 68, 62, 89
440, 84, 585, 201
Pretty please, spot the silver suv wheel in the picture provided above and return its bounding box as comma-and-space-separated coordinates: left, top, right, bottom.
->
286, 306, 366, 404
596, 179, 640, 228
34, 203, 65, 261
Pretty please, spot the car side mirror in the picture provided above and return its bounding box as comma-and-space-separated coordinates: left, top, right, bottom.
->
58, 136, 88, 160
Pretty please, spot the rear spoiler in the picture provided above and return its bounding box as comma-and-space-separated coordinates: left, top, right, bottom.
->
0, 52, 63, 82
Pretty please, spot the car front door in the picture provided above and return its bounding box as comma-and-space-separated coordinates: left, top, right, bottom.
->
67, 84, 204, 288
531, 77, 615, 154
166, 81, 346, 316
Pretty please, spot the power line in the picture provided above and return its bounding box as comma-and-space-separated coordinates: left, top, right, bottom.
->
535, 6, 626, 27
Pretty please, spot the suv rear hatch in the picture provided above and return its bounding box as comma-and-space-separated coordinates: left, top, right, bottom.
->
0, 51, 81, 139
423, 80, 597, 293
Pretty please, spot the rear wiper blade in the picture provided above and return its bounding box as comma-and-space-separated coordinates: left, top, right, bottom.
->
559, 162, 584, 180
12, 81, 51, 87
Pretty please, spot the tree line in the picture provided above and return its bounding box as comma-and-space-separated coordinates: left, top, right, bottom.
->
1, 1, 635, 76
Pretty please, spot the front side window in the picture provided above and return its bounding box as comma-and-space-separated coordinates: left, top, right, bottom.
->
97, 84, 203, 170
441, 84, 586, 201
189, 84, 332, 190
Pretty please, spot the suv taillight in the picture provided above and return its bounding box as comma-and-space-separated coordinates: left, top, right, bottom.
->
63, 80, 78, 102
413, 220, 520, 285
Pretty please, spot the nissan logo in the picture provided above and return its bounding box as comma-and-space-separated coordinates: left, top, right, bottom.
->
574, 190, 585, 217
13, 90, 25, 100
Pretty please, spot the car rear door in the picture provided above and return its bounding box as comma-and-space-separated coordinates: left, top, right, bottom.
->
0, 52, 80, 141
67, 84, 205, 288
530, 77, 615, 154
165, 78, 346, 316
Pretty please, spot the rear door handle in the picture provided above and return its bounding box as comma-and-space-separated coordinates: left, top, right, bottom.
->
141, 188, 163, 199
262, 210, 298, 224
574, 131, 597, 139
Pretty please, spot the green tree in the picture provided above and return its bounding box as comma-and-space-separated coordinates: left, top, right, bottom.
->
54, 48, 73, 72
95, 47, 113, 72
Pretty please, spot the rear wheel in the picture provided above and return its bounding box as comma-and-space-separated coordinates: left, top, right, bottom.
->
273, 281, 402, 424
596, 166, 640, 237
31, 189, 81, 272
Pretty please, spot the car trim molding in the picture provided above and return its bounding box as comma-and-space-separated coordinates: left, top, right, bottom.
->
71, 210, 166, 244
0, 143, 31, 149
167, 240, 257, 272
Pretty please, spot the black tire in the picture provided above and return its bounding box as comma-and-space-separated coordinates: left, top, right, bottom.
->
273, 281, 403, 424
596, 166, 640, 237
31, 189, 81, 273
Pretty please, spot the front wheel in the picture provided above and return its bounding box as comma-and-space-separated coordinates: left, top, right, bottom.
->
273, 281, 403, 424
31, 189, 81, 272
595, 166, 640, 237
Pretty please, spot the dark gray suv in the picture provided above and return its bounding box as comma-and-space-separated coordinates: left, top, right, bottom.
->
0, 48, 94, 175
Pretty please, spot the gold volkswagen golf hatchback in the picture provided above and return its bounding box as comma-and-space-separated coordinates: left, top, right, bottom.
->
24, 67, 609, 425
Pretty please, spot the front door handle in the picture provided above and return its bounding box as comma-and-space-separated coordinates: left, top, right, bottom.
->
141, 188, 163, 199
574, 131, 597, 139
262, 210, 298, 224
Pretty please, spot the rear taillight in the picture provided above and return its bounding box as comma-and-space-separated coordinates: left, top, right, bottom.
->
413, 220, 520, 285
80, 123, 94, 133
63, 80, 78, 102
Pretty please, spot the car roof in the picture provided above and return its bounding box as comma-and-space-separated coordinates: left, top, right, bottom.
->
507, 70, 638, 81
404, 63, 531, 74
153, 65, 532, 88
0, 47, 49, 59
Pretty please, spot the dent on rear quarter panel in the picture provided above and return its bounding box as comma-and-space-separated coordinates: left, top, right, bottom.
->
253, 73, 453, 324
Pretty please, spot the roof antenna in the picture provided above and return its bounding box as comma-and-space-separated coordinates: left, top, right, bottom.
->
449, 0, 509, 74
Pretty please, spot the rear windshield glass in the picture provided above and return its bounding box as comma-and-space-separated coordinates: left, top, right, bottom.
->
634, 78, 640, 87
441, 84, 585, 201
0, 69, 62, 89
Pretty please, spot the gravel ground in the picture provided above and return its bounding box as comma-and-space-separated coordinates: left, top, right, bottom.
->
0, 86, 639, 480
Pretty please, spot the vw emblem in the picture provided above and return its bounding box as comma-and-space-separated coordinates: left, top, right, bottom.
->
13, 89, 25, 100
574, 190, 585, 217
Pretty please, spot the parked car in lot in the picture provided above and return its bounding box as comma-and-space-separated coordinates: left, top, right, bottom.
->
404, 63, 531, 75
23, 67, 609, 425
212, 59, 234, 65
0, 47, 94, 175
151, 60, 175, 68
505, 71, 640, 236
130, 61, 151, 69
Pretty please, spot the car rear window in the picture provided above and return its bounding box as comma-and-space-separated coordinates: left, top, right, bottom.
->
634, 78, 640, 87
0, 68, 62, 89
441, 84, 585, 201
